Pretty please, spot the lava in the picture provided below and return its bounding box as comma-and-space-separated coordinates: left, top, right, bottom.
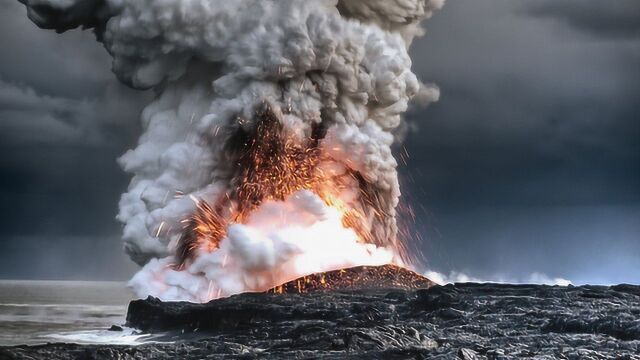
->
268, 264, 435, 294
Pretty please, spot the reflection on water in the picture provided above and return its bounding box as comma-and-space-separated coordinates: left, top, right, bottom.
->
0, 280, 136, 346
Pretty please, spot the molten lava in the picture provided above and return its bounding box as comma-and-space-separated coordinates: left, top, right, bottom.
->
268, 264, 435, 294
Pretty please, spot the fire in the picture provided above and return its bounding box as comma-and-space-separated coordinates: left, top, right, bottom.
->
175, 105, 399, 271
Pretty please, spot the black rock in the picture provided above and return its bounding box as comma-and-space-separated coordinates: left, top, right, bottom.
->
458, 347, 479, 360
107, 325, 123, 332
1, 268, 640, 359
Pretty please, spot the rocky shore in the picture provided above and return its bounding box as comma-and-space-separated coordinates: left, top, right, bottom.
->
2, 267, 639, 359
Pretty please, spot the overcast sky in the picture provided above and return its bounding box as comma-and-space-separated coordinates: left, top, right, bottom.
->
0, 0, 638, 283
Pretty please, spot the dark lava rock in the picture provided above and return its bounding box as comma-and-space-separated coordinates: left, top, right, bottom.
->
458, 347, 480, 360
107, 325, 123, 332
2, 267, 640, 359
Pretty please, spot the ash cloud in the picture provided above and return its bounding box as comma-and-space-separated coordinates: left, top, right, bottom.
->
18, 0, 443, 300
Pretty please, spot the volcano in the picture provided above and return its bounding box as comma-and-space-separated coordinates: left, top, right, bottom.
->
268, 264, 436, 294
125, 264, 435, 332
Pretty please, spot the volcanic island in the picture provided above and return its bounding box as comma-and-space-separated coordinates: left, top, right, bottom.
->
2, 264, 640, 359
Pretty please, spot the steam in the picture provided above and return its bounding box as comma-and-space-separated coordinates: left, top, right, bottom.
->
131, 190, 394, 301
21, 0, 443, 301
425, 269, 572, 286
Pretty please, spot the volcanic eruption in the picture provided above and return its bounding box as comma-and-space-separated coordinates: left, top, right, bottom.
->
20, 0, 443, 302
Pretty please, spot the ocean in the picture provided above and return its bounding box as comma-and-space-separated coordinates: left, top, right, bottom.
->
0, 280, 151, 346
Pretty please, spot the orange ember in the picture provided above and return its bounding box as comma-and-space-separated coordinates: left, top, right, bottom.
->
268, 264, 435, 294
175, 105, 399, 268
233, 106, 323, 217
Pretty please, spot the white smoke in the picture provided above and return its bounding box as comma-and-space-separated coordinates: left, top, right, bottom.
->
131, 190, 394, 301
425, 269, 572, 286
21, 0, 443, 301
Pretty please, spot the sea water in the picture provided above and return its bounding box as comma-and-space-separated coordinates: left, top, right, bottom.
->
0, 280, 152, 346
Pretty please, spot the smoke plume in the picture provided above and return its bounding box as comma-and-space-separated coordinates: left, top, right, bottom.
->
21, 0, 442, 301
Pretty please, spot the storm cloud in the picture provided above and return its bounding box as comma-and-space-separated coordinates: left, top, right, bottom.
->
403, 0, 640, 283
524, 0, 640, 39
0, 0, 638, 283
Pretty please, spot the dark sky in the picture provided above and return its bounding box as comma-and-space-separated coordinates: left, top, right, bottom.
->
0, 0, 638, 283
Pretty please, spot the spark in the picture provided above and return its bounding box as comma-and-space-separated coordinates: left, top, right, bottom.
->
155, 221, 165, 237
174, 105, 400, 269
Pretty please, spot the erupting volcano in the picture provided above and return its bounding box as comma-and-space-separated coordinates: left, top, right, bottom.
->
173, 105, 398, 269
127, 101, 412, 302
20, 0, 443, 302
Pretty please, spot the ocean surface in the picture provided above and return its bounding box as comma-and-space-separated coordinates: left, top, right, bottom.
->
0, 280, 152, 346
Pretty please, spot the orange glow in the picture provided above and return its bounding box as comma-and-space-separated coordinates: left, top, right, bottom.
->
175, 105, 403, 271
267, 265, 434, 294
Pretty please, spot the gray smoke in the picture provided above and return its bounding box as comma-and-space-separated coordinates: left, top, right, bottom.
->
21, 0, 442, 301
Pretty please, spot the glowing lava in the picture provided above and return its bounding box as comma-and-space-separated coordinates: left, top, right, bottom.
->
268, 264, 435, 294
